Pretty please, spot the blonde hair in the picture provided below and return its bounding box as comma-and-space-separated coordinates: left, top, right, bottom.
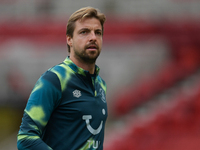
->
66, 7, 106, 52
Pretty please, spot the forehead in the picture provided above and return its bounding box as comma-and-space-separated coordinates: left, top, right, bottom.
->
74, 17, 102, 31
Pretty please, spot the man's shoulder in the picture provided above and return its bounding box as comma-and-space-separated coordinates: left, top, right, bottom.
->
47, 62, 74, 76
37, 62, 71, 89
97, 75, 106, 84
46, 62, 74, 92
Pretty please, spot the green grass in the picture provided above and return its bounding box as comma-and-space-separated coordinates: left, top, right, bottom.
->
0, 107, 23, 142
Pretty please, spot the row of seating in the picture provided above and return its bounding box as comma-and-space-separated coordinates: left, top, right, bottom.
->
0, 19, 200, 44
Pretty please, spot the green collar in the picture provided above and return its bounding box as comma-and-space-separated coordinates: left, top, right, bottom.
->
63, 56, 100, 77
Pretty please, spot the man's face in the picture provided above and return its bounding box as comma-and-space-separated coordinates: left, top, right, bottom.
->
67, 17, 103, 64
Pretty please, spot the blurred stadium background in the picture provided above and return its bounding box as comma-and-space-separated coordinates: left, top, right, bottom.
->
0, 0, 200, 149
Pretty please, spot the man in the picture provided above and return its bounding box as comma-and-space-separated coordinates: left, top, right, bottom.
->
17, 7, 107, 150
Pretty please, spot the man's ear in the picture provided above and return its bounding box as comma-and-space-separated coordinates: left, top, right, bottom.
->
66, 35, 72, 47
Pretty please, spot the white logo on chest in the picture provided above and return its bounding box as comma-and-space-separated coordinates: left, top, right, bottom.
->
82, 109, 106, 135
73, 89, 81, 98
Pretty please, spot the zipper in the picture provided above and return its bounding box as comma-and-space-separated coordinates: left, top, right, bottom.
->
88, 74, 97, 96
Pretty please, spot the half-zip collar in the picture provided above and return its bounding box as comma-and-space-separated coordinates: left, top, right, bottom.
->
63, 56, 100, 78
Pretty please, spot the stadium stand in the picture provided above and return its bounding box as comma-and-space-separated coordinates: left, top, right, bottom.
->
0, 1, 200, 149
111, 20, 200, 116
105, 75, 200, 150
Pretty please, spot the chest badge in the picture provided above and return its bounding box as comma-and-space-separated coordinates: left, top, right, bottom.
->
99, 88, 106, 103
73, 89, 81, 98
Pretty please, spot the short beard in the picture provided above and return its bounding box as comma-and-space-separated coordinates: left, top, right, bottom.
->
74, 48, 100, 64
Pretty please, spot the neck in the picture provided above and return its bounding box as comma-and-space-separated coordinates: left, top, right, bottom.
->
69, 56, 96, 74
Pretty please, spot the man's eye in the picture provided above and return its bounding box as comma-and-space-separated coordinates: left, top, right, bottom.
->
80, 31, 87, 34
96, 31, 102, 35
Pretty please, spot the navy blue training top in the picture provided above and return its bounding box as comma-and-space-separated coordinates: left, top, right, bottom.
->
17, 57, 107, 150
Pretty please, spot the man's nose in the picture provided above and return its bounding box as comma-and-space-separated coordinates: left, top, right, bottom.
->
89, 31, 97, 41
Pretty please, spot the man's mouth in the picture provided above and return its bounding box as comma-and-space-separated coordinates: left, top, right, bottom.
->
86, 44, 98, 50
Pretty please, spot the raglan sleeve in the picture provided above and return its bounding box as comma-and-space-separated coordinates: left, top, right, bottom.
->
17, 71, 62, 150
